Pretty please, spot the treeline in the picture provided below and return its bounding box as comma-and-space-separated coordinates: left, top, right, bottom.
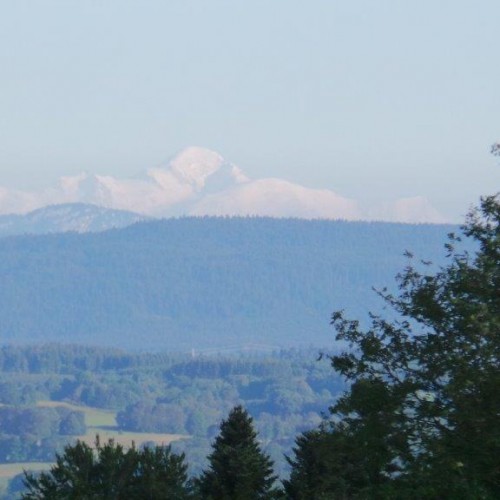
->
0, 217, 456, 350
0, 344, 344, 473
0, 344, 183, 374
0, 406, 84, 463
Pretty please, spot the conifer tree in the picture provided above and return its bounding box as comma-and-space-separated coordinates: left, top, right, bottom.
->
197, 405, 279, 499
22, 437, 193, 499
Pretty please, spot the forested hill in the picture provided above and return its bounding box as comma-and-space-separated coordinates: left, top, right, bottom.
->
0, 217, 458, 351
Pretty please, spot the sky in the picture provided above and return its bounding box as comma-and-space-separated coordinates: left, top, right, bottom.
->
0, 0, 498, 221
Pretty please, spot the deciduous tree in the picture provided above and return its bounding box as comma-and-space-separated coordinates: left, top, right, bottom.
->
287, 194, 500, 498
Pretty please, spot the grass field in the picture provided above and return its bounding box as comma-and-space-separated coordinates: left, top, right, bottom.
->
37, 400, 187, 447
0, 462, 52, 479
0, 462, 52, 496
37, 400, 117, 427
0, 401, 188, 481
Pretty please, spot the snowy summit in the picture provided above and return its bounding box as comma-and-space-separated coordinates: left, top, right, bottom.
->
0, 147, 446, 223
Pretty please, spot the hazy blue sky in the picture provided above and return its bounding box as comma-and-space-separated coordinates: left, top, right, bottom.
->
0, 0, 498, 220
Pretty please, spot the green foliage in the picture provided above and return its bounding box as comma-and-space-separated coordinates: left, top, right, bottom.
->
0, 407, 85, 438
0, 346, 342, 474
117, 401, 188, 434
284, 426, 370, 500
287, 195, 500, 498
0, 381, 36, 405
0, 407, 86, 463
22, 438, 193, 499
196, 406, 280, 499
59, 411, 86, 436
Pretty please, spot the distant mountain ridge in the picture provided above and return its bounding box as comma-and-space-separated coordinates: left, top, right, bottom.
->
0, 147, 447, 223
0, 217, 460, 351
0, 203, 147, 237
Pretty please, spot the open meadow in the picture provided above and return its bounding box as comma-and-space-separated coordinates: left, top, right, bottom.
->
0, 401, 187, 481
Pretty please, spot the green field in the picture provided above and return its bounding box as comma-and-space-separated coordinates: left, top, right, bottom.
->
0, 401, 188, 481
0, 463, 52, 498
0, 462, 52, 479
37, 400, 117, 428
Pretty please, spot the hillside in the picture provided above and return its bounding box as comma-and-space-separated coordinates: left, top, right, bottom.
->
0, 217, 458, 351
0, 203, 147, 237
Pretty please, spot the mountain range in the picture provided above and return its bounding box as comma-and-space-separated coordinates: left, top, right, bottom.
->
0, 203, 147, 237
0, 147, 446, 224
0, 217, 458, 351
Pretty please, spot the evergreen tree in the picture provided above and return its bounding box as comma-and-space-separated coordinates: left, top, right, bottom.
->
22, 437, 193, 499
197, 405, 279, 499
132, 445, 193, 499
23, 440, 97, 499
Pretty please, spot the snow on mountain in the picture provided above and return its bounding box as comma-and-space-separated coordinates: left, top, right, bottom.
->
0, 147, 447, 223
0, 185, 41, 215
190, 178, 362, 219
168, 146, 225, 188
369, 196, 447, 224
0, 203, 148, 237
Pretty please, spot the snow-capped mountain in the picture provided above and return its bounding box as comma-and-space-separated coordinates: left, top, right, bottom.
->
190, 178, 362, 220
0, 203, 148, 237
369, 196, 447, 224
0, 147, 447, 223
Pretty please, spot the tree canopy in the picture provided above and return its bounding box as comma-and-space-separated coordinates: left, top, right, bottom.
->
22, 437, 193, 499
286, 194, 500, 499
197, 405, 279, 499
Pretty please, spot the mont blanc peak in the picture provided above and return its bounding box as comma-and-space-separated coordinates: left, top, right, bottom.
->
0, 147, 449, 223
168, 146, 226, 189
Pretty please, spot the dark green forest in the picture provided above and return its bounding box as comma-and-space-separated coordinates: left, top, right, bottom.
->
0, 217, 457, 351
